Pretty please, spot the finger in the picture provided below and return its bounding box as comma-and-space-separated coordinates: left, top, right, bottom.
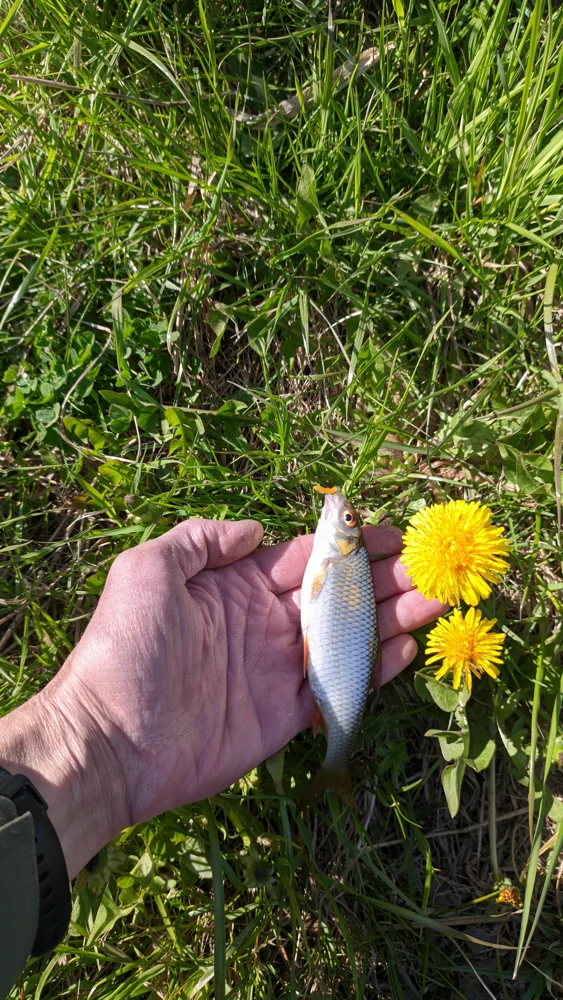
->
252, 524, 404, 596
250, 533, 313, 595
378, 590, 448, 643
131, 518, 264, 580
372, 554, 415, 602
377, 634, 418, 686
364, 523, 404, 556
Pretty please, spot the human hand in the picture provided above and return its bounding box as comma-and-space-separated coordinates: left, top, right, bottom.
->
0, 518, 447, 876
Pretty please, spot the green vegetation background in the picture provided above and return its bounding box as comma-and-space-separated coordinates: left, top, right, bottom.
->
1, 0, 563, 995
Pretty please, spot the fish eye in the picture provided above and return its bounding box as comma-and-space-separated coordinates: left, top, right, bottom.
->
342, 510, 356, 527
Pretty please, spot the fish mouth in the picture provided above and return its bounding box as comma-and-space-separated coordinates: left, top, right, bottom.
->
317, 486, 344, 520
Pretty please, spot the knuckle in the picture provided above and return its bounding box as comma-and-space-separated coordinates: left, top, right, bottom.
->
110, 545, 144, 578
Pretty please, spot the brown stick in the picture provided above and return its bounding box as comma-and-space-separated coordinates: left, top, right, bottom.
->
235, 43, 396, 125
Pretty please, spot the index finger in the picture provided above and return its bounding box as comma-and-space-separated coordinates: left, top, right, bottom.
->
250, 524, 404, 596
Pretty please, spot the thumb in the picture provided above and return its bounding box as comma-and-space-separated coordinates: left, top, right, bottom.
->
154, 517, 264, 579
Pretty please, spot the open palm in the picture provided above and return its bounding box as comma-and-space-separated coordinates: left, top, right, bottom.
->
61, 518, 446, 828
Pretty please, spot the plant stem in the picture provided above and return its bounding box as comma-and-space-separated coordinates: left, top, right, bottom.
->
488, 752, 501, 884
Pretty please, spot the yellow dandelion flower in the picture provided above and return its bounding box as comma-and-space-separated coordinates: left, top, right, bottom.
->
426, 607, 506, 691
401, 500, 510, 605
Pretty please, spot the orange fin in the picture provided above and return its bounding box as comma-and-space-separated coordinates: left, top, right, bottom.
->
298, 767, 353, 813
302, 633, 309, 677
312, 702, 327, 738
313, 485, 338, 494
310, 558, 329, 602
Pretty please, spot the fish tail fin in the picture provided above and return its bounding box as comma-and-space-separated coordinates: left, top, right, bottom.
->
298, 766, 353, 813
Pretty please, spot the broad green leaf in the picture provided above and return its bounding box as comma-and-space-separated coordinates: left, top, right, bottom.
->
63, 417, 92, 442
35, 403, 60, 426
87, 425, 107, 450
84, 567, 107, 594
130, 850, 154, 883
208, 307, 229, 357
548, 797, 563, 824
425, 678, 461, 713
414, 670, 435, 704
500, 445, 541, 493
181, 837, 213, 881
297, 163, 319, 222
467, 739, 496, 772
441, 759, 466, 818
109, 403, 133, 434
99, 389, 139, 410
426, 729, 466, 762
87, 886, 135, 945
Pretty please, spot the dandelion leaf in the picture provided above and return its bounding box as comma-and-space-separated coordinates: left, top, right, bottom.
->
441, 759, 466, 818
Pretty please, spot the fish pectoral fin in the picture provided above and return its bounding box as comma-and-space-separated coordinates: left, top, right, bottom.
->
312, 701, 327, 738
310, 558, 330, 602
302, 632, 309, 677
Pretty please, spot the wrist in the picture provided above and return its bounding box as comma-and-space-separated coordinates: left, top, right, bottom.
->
0, 674, 130, 879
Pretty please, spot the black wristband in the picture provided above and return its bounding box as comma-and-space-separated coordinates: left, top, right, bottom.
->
0, 766, 71, 956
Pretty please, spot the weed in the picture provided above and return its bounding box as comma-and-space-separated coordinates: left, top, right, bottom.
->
1, 0, 562, 995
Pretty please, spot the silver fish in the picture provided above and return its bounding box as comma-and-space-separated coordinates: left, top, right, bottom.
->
300, 486, 379, 806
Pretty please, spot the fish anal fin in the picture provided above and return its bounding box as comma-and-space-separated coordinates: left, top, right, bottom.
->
302, 632, 309, 677
298, 766, 353, 812
312, 701, 327, 738
310, 558, 330, 601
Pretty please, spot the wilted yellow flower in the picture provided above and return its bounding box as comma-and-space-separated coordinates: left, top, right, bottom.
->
401, 500, 510, 605
496, 885, 523, 907
426, 607, 506, 690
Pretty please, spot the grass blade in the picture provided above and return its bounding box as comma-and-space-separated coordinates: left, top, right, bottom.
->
202, 801, 226, 999
527, 632, 544, 843
0, 0, 23, 40
521, 674, 563, 956
544, 264, 562, 541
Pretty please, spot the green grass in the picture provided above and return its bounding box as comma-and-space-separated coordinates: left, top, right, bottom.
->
1, 0, 563, 995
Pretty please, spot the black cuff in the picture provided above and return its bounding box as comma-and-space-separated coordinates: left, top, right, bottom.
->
0, 767, 71, 955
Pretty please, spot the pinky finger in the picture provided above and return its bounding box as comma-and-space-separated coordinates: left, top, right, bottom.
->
374, 634, 419, 689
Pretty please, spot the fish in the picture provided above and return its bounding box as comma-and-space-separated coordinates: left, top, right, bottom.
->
299, 486, 379, 808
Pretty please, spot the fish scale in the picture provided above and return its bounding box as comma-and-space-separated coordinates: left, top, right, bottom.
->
300, 486, 379, 806
307, 547, 377, 772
